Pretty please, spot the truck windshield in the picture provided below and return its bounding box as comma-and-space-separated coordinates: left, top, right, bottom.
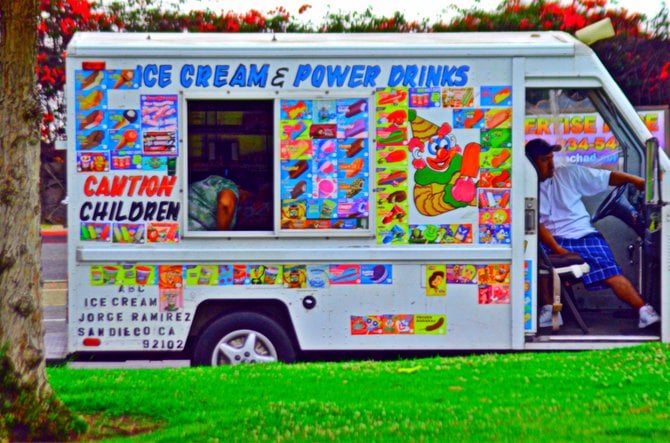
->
526, 88, 639, 173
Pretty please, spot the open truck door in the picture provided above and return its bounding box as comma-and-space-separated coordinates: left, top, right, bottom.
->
524, 87, 666, 346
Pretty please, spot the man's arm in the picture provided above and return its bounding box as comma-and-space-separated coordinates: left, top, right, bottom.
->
216, 189, 238, 230
609, 170, 644, 191
539, 223, 569, 255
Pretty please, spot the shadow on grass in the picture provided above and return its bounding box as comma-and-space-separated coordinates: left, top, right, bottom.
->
79, 414, 162, 441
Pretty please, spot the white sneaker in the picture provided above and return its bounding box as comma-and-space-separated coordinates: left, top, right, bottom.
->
539, 304, 563, 328
638, 304, 660, 328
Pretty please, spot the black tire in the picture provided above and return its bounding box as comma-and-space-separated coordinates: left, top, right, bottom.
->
191, 312, 296, 366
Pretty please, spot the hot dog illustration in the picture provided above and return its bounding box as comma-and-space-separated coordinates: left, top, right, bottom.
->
424, 316, 445, 332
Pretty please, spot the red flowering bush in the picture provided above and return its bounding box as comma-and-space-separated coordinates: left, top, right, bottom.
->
436, 1, 669, 107
36, 0, 669, 160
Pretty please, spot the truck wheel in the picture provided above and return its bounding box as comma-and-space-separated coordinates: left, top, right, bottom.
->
192, 312, 296, 366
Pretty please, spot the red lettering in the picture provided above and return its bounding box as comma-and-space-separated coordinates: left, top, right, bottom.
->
583, 116, 596, 134
158, 176, 176, 197
536, 118, 551, 135
642, 114, 659, 132
127, 176, 142, 196
139, 176, 158, 196
110, 176, 128, 197
81, 174, 177, 197
524, 118, 538, 135
83, 176, 97, 197
569, 116, 583, 134
602, 122, 610, 133
96, 176, 110, 196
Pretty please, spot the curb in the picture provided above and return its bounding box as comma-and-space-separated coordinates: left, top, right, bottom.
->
41, 229, 68, 237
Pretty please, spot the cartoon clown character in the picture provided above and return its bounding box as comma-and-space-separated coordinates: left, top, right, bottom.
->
408, 110, 480, 217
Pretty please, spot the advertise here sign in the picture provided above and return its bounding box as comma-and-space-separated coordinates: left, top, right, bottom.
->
524, 108, 667, 166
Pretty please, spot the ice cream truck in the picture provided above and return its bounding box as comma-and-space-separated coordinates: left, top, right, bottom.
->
65, 31, 668, 365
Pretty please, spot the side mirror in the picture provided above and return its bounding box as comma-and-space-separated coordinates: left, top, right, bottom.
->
645, 137, 660, 205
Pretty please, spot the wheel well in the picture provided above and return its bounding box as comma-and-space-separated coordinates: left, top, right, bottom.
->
186, 299, 299, 353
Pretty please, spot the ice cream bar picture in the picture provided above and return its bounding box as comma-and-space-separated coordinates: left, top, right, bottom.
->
459, 143, 480, 178
113, 109, 139, 130
344, 118, 367, 138
79, 110, 104, 131
345, 99, 367, 117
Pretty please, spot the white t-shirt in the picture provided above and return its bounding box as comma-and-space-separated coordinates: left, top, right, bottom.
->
539, 165, 611, 239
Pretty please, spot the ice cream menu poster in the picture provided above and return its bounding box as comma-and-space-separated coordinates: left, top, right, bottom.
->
277, 86, 513, 243
375, 86, 513, 246
73, 68, 177, 173
279, 99, 370, 230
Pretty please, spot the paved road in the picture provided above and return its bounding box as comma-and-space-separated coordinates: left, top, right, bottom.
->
41, 234, 67, 281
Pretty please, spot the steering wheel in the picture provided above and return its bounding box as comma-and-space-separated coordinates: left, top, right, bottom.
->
591, 183, 644, 236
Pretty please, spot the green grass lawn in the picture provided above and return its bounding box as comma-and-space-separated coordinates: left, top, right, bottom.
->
47, 343, 670, 442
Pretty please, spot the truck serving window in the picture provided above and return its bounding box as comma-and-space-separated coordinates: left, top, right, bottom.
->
186, 99, 273, 231
186, 98, 372, 234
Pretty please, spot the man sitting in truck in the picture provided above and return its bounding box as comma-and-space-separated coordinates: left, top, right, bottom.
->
525, 138, 660, 329
188, 175, 239, 231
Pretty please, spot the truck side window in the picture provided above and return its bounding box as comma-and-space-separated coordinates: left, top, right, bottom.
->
186, 99, 273, 231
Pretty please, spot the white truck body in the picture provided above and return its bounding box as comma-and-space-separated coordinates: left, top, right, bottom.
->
65, 32, 668, 362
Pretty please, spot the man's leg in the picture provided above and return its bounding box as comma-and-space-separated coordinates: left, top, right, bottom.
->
603, 274, 645, 310
539, 275, 553, 306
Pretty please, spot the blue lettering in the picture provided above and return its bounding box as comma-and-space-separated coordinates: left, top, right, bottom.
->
418, 66, 427, 86
180, 64, 194, 88
143, 64, 158, 88
326, 65, 350, 87
441, 66, 456, 86
140, 64, 172, 87
311, 65, 325, 87
195, 65, 212, 87
247, 64, 268, 87
293, 64, 311, 87
453, 65, 469, 87
157, 65, 171, 88
363, 65, 380, 87
441, 65, 470, 87
388, 65, 404, 87
425, 66, 442, 87
229, 65, 247, 87
404, 65, 419, 87
294, 64, 381, 88
213, 65, 229, 87
347, 65, 364, 88
387, 64, 469, 87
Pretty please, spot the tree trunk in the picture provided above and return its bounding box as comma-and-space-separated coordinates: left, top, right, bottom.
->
0, 1, 82, 440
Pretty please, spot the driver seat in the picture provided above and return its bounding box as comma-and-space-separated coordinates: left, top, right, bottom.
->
538, 250, 591, 333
